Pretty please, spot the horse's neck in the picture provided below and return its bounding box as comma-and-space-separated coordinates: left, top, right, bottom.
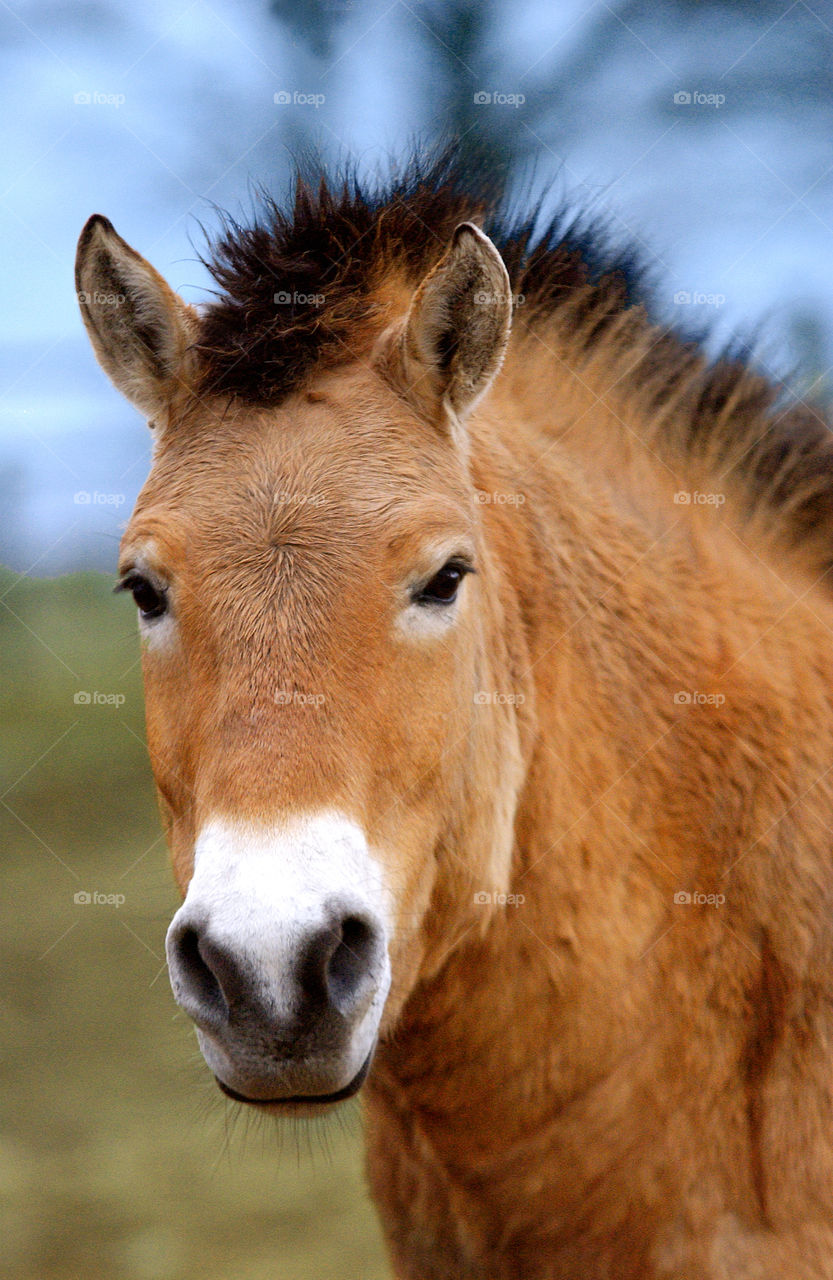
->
365, 878, 670, 1272
369, 403, 833, 1194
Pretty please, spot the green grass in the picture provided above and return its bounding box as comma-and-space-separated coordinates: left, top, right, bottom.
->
0, 567, 390, 1280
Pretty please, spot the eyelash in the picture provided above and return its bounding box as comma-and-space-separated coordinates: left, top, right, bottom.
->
411, 559, 475, 606
115, 571, 169, 620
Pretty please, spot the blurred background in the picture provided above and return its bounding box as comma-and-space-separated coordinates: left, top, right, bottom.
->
1, 1, 832, 1277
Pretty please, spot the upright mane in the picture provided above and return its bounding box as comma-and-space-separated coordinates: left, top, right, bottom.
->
196, 148, 833, 571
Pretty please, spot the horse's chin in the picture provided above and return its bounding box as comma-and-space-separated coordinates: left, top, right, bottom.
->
213, 1043, 375, 1115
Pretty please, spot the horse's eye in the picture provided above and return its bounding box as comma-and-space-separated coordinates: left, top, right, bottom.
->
117, 572, 168, 620
414, 561, 473, 607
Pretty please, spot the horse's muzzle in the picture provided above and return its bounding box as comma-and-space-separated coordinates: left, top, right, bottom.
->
164, 814, 392, 1105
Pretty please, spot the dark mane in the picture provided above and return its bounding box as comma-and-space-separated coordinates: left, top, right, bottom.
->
196, 149, 833, 566
195, 148, 641, 405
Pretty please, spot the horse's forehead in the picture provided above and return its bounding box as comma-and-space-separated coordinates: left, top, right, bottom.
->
155, 407, 366, 490
130, 433, 468, 584
155, 379, 424, 489
133, 382, 468, 558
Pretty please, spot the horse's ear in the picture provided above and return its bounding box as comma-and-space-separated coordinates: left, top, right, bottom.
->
390, 222, 512, 427
75, 215, 198, 421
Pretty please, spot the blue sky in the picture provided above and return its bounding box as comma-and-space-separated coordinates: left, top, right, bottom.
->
3, 0, 831, 572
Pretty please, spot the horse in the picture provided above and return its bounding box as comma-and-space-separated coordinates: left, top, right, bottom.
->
75, 151, 833, 1279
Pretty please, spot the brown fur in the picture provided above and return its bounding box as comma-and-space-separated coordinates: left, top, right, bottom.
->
194, 151, 833, 578
75, 155, 833, 1279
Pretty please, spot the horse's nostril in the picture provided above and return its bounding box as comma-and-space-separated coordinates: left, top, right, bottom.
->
168, 901, 384, 1033
327, 915, 376, 1010
169, 924, 229, 1024
297, 910, 381, 1017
